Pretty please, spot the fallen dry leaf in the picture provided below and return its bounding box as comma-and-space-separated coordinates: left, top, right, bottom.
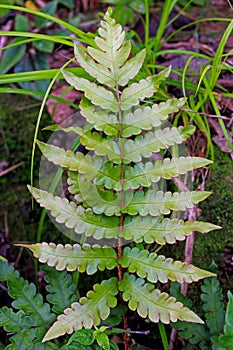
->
46, 85, 81, 124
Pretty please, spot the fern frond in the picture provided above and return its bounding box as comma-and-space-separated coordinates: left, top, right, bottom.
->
6, 330, 36, 350
22, 243, 117, 274
6, 328, 59, 350
170, 283, 210, 348
119, 274, 204, 324
43, 278, 118, 341
121, 216, 220, 244
172, 321, 210, 348
28, 186, 120, 238
122, 97, 186, 137
217, 291, 233, 349
77, 127, 196, 165
0, 261, 55, 326
0, 307, 32, 332
86, 157, 212, 192
122, 190, 211, 216
120, 67, 171, 110
41, 265, 78, 314
80, 131, 121, 163
120, 247, 215, 284
61, 71, 118, 112
201, 276, 225, 335
123, 126, 196, 163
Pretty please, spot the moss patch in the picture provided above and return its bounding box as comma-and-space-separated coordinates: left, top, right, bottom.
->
0, 94, 59, 248
193, 147, 233, 269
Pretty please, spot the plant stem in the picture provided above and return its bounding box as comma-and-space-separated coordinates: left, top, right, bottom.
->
158, 322, 169, 350
116, 85, 129, 350
144, 0, 149, 50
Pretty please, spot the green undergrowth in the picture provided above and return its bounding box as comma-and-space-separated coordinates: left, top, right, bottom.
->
162, 146, 232, 270
0, 94, 59, 246
193, 147, 233, 269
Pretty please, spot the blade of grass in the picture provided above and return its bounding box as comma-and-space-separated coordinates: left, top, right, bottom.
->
208, 19, 233, 89
158, 322, 169, 350
194, 64, 212, 97
0, 67, 90, 84
164, 17, 232, 45
30, 58, 76, 191
0, 87, 80, 109
181, 54, 197, 97
144, 0, 149, 49
149, 0, 178, 53
0, 4, 95, 45
203, 76, 233, 153
0, 31, 74, 47
36, 134, 81, 243
0, 38, 42, 50
189, 94, 214, 159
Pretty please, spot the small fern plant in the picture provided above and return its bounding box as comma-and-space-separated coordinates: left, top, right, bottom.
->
0, 260, 119, 349
23, 8, 220, 344
170, 264, 233, 350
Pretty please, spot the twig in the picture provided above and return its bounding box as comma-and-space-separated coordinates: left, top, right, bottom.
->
0, 162, 24, 177
103, 325, 150, 335
181, 108, 231, 120
0, 283, 8, 292
4, 212, 8, 238
14, 247, 24, 270
169, 328, 178, 350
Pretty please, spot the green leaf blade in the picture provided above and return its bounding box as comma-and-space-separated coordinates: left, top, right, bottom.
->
0, 38, 26, 74
28, 186, 120, 239
41, 265, 78, 314
119, 274, 204, 324
43, 278, 118, 341
37, 141, 84, 171
23, 243, 117, 274
121, 216, 220, 244
120, 247, 215, 284
74, 45, 115, 88
117, 49, 146, 86
201, 276, 225, 335
61, 70, 118, 112
122, 97, 186, 137
0, 261, 55, 326
123, 126, 196, 163
120, 67, 171, 110
122, 190, 211, 216
0, 308, 32, 333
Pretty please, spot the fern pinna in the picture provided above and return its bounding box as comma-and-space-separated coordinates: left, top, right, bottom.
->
23, 8, 219, 344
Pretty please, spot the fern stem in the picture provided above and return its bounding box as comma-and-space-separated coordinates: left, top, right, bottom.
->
116, 84, 130, 350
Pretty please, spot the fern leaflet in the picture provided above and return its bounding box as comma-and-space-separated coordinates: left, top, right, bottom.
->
22, 243, 117, 274
119, 274, 204, 324
120, 247, 215, 284
43, 278, 118, 341
41, 265, 78, 314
